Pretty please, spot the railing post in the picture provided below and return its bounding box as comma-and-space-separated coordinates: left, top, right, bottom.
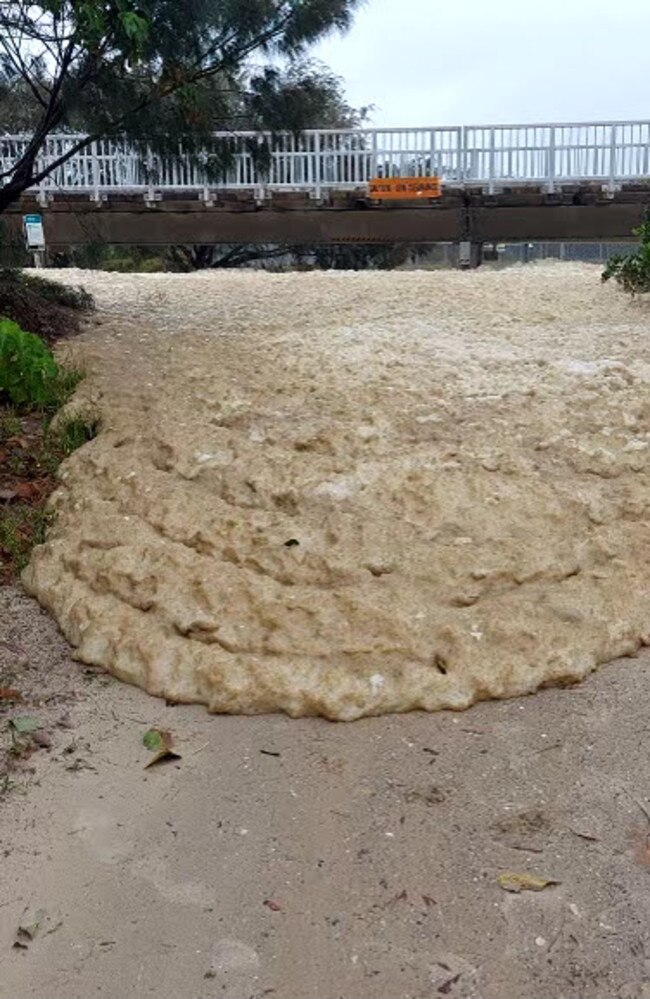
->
429, 128, 436, 178
145, 144, 154, 202
547, 125, 556, 193
256, 133, 267, 203
371, 129, 378, 178
608, 124, 617, 194
36, 136, 49, 206
36, 136, 57, 208
91, 139, 100, 202
488, 127, 495, 194
459, 126, 467, 187
313, 130, 322, 200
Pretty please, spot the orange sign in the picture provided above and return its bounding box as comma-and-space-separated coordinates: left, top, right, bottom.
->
369, 176, 442, 199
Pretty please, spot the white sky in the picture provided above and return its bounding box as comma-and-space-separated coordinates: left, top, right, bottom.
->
314, 0, 650, 127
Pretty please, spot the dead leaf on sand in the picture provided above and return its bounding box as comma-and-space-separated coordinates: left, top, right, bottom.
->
142, 728, 181, 768
2, 481, 43, 502
497, 872, 560, 893
630, 826, 650, 869
0, 687, 21, 702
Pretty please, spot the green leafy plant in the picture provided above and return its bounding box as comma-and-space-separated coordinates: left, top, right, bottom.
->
0, 319, 85, 409
602, 212, 650, 295
0, 320, 60, 407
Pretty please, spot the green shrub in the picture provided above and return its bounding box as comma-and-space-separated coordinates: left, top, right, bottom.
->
602, 213, 650, 295
0, 319, 80, 409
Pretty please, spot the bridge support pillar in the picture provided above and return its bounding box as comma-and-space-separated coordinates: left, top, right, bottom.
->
457, 241, 483, 269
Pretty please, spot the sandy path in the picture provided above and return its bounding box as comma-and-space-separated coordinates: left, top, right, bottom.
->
1, 587, 649, 999
22, 264, 650, 718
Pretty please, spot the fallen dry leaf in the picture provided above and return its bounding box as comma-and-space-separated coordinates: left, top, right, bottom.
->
630, 825, 650, 869
0, 687, 21, 702
497, 871, 560, 893
142, 728, 181, 768
263, 899, 282, 911
13, 481, 42, 501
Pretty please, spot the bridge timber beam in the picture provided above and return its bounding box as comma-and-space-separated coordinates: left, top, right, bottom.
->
4, 189, 649, 246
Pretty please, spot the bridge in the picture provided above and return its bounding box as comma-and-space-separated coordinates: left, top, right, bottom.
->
3, 120, 650, 257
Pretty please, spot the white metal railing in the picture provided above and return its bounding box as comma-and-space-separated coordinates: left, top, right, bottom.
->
2, 120, 650, 200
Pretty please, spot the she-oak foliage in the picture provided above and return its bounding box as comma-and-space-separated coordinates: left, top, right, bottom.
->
0, 0, 362, 211
602, 212, 650, 296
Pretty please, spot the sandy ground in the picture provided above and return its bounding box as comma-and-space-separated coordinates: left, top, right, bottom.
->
1, 586, 649, 999
21, 264, 650, 718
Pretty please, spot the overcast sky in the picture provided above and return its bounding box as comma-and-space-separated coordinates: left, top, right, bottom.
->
314, 0, 649, 127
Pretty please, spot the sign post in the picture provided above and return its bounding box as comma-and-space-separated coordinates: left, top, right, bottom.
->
23, 214, 46, 268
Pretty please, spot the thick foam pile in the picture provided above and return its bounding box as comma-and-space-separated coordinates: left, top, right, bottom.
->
24, 264, 650, 718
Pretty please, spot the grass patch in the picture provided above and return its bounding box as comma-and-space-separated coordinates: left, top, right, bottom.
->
0, 409, 21, 439
0, 773, 26, 797
0, 504, 53, 579
51, 411, 101, 456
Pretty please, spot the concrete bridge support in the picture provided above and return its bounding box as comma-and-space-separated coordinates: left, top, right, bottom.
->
458, 241, 484, 269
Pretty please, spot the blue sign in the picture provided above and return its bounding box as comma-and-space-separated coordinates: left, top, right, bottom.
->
23, 214, 45, 249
